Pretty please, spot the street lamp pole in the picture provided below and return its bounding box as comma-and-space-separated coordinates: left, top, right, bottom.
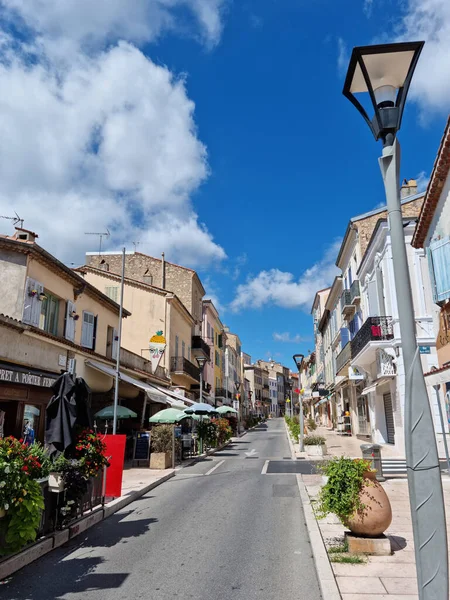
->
293, 355, 305, 452
343, 41, 448, 599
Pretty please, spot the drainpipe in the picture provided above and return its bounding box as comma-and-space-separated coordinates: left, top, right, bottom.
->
161, 252, 166, 289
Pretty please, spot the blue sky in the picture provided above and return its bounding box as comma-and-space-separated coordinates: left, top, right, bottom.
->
0, 0, 448, 368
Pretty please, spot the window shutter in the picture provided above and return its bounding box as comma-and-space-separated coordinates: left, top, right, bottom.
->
112, 328, 119, 360
81, 311, 95, 348
22, 277, 36, 324
340, 327, 350, 347
429, 237, 450, 303
65, 301, 76, 342
182, 341, 185, 358
175, 335, 179, 357
367, 279, 379, 316
30, 282, 44, 327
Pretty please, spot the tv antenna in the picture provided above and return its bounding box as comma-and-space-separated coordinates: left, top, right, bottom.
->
84, 229, 110, 255
0, 212, 24, 229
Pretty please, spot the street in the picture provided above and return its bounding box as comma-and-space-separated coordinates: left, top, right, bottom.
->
2, 419, 321, 600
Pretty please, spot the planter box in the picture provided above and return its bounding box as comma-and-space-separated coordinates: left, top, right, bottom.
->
48, 473, 65, 493
306, 444, 327, 457
150, 452, 172, 470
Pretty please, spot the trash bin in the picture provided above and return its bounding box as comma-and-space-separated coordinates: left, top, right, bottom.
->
360, 443, 385, 482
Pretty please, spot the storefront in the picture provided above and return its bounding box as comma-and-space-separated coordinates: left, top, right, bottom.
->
0, 361, 59, 442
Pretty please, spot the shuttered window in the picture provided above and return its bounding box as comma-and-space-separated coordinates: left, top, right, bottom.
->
182, 340, 185, 358
105, 286, 119, 302
428, 237, 450, 303
112, 328, 119, 360
81, 311, 96, 349
65, 301, 76, 342
22, 278, 44, 327
175, 335, 179, 357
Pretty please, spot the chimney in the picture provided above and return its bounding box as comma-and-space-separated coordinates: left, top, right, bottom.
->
12, 227, 38, 243
400, 178, 418, 199
161, 252, 166, 289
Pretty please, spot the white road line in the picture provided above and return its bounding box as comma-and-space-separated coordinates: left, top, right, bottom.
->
205, 460, 225, 476
261, 460, 269, 475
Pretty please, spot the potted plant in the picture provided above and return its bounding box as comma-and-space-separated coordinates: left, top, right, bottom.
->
48, 454, 69, 493
315, 457, 392, 537
304, 435, 327, 456
150, 425, 173, 469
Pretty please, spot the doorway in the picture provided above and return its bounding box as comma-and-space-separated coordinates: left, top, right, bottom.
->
383, 392, 395, 444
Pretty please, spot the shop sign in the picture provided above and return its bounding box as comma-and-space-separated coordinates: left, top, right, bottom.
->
0, 364, 57, 388
348, 366, 364, 380
419, 346, 431, 355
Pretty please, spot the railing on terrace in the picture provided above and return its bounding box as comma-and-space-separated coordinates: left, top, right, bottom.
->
350, 316, 394, 358
170, 356, 200, 381
336, 342, 352, 374
350, 279, 361, 303
120, 347, 167, 380
191, 336, 211, 360
340, 289, 352, 314
215, 387, 233, 399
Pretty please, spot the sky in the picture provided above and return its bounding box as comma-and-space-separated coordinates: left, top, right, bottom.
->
0, 0, 448, 368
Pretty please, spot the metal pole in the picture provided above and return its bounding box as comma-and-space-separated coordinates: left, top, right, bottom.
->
199, 368, 203, 403
113, 247, 126, 435
379, 138, 448, 599
298, 370, 304, 452
433, 385, 450, 474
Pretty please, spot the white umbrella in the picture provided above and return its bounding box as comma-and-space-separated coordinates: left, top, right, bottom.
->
184, 402, 218, 416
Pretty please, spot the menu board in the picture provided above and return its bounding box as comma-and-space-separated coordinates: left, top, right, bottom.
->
133, 432, 150, 461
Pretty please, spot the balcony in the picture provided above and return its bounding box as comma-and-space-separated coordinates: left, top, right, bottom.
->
120, 347, 168, 380
336, 342, 352, 375
170, 356, 200, 382
340, 289, 354, 316
350, 316, 394, 365
215, 387, 233, 399
350, 279, 361, 303
191, 336, 211, 360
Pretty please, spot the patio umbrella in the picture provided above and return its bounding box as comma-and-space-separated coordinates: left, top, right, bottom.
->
46, 373, 92, 456
184, 402, 218, 416
95, 405, 137, 420
149, 408, 183, 424
178, 412, 210, 422
216, 406, 238, 415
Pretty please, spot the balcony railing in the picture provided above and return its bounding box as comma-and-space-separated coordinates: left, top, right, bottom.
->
215, 387, 233, 399
192, 335, 211, 360
120, 347, 167, 380
336, 342, 352, 374
170, 356, 200, 381
350, 279, 361, 303
350, 316, 394, 358
340, 289, 354, 315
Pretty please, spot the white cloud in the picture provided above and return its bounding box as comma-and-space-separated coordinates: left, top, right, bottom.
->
230, 240, 341, 313
415, 171, 430, 193
363, 0, 374, 17
396, 0, 450, 114
273, 332, 308, 344
337, 37, 349, 75
0, 5, 227, 267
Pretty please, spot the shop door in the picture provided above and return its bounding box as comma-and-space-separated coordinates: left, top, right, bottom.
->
383, 393, 395, 444
357, 397, 369, 435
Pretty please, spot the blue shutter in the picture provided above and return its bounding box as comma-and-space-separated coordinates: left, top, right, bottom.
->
429, 237, 450, 303
340, 327, 350, 346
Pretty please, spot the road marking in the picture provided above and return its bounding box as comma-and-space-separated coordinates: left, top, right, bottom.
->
205, 460, 225, 476
261, 460, 269, 475
245, 448, 258, 457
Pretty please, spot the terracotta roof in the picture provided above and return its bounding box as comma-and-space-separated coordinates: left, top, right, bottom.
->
412, 117, 450, 248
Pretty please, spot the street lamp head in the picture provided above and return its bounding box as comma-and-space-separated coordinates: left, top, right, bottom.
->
195, 356, 208, 371
342, 41, 424, 145
293, 354, 304, 370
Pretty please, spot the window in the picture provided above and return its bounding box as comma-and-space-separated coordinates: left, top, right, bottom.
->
428, 237, 450, 303
215, 350, 220, 367
65, 300, 76, 342
105, 286, 119, 302
81, 311, 97, 349
175, 335, 179, 357
182, 340, 185, 358
39, 292, 60, 335
23, 278, 44, 327
106, 326, 119, 360
188, 346, 191, 361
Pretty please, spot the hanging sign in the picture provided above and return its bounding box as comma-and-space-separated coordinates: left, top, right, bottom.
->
149, 331, 166, 371
348, 366, 364, 380
419, 346, 431, 355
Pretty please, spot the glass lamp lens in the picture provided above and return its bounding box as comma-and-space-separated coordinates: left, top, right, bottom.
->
374, 84, 397, 107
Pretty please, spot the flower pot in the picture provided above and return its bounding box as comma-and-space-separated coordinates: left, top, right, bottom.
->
48, 472, 65, 493
0, 507, 6, 519
149, 452, 172, 470
306, 443, 327, 456
345, 470, 392, 537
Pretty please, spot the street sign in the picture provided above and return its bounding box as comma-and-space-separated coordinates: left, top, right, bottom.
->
419, 345, 431, 354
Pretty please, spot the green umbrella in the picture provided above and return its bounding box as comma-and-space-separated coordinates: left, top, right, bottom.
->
149, 407, 183, 424
216, 406, 238, 415
178, 412, 210, 422
95, 405, 138, 419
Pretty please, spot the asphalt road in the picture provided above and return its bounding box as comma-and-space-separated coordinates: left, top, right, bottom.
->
2, 419, 322, 600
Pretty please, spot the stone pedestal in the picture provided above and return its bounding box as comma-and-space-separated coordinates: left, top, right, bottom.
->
345, 532, 392, 556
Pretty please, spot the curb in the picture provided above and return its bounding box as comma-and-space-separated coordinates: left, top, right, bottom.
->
296, 475, 341, 600
0, 470, 175, 581
284, 419, 297, 460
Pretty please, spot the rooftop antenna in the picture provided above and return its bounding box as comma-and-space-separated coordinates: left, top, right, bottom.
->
84, 229, 110, 255
0, 212, 24, 228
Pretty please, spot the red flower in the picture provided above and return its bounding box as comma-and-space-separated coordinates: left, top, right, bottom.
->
21, 466, 28, 472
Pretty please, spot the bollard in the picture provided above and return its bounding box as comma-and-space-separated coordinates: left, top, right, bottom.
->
360, 443, 385, 482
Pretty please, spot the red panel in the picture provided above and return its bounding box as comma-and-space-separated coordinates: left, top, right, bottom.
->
104, 434, 126, 498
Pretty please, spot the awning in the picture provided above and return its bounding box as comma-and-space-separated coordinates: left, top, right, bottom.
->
145, 381, 194, 407
316, 397, 329, 407
361, 383, 377, 396
425, 365, 450, 387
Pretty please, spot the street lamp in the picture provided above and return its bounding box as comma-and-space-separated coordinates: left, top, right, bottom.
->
293, 354, 305, 452
195, 356, 208, 403
343, 41, 448, 600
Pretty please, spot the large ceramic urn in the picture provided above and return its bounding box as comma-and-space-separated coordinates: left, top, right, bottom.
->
345, 471, 392, 537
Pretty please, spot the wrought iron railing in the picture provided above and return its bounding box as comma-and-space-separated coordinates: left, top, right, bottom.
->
336, 342, 352, 374
170, 356, 200, 381
192, 336, 211, 359
350, 279, 361, 303
340, 289, 352, 313
215, 387, 233, 398
350, 316, 394, 358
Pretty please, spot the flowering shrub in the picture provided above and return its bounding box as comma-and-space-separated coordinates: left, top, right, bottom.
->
212, 418, 233, 445
72, 429, 109, 477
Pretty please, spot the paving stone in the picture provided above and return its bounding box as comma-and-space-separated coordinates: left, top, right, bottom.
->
381, 577, 418, 595
337, 576, 387, 594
